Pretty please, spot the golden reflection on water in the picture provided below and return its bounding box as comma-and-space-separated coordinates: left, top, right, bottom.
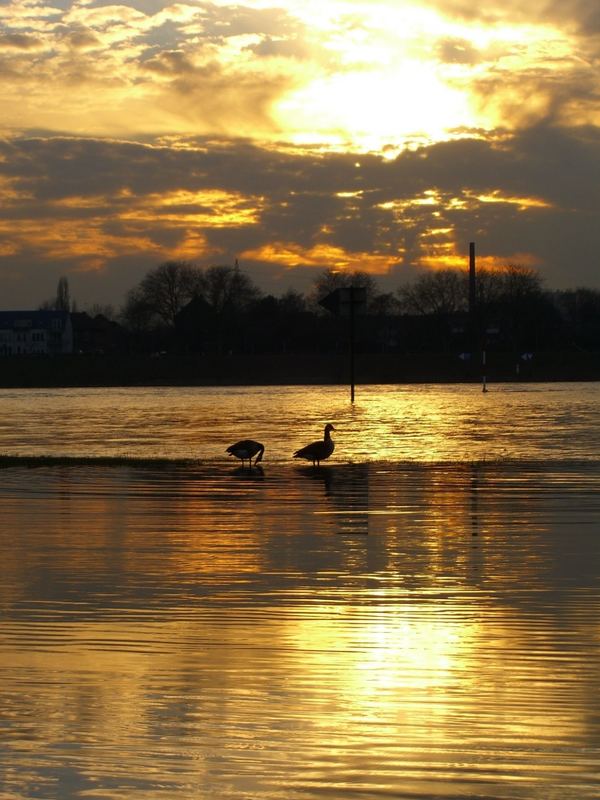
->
1, 461, 600, 799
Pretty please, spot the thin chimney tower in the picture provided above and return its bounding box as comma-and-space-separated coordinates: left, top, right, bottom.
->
468, 241, 476, 318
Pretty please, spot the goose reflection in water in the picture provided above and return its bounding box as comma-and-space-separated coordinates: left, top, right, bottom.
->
231, 464, 265, 478
295, 464, 334, 496
295, 462, 369, 535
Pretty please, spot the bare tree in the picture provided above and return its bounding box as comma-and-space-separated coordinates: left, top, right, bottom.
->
55, 276, 71, 311
204, 264, 261, 314
121, 287, 156, 332
369, 291, 400, 316
398, 269, 467, 316
500, 264, 543, 301
40, 276, 73, 311
279, 289, 307, 314
122, 261, 205, 329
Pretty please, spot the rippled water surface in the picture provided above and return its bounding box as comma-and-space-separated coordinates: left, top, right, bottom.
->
1, 384, 599, 799
0, 382, 599, 462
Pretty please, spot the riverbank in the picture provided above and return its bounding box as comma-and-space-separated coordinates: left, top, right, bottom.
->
0, 349, 598, 388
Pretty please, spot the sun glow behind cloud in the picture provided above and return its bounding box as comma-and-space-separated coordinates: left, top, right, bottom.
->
1, 0, 600, 304
276, 63, 474, 152
0, 0, 576, 149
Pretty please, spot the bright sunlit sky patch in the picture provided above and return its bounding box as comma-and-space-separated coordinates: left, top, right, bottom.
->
1, 0, 600, 307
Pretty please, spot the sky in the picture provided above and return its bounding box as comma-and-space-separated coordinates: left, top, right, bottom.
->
1, 0, 600, 309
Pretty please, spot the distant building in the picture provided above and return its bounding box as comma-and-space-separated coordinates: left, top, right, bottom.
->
175, 295, 213, 352
0, 310, 73, 356
70, 312, 125, 354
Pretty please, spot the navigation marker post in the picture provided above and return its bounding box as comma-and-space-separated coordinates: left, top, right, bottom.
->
319, 286, 367, 403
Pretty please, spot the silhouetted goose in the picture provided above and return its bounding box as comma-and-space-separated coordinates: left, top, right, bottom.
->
293, 424, 335, 466
226, 439, 265, 468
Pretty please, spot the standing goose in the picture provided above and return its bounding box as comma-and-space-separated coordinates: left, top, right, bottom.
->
226, 439, 265, 469
293, 424, 335, 466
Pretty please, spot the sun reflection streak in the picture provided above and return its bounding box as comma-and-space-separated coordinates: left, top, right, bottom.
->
2, 443, 600, 797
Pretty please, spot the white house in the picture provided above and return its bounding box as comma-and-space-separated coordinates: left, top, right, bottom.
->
0, 310, 73, 355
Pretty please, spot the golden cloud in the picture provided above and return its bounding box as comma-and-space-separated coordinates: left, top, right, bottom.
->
242, 241, 395, 274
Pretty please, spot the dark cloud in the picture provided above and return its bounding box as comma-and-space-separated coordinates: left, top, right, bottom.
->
142, 49, 197, 76
63, 29, 102, 50
429, 0, 600, 34
436, 37, 481, 65
0, 33, 43, 50
542, 0, 600, 33
470, 58, 600, 129
0, 54, 32, 79
244, 36, 313, 60
1, 122, 600, 309
138, 49, 295, 134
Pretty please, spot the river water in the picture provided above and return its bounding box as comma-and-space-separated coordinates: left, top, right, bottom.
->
1, 383, 599, 799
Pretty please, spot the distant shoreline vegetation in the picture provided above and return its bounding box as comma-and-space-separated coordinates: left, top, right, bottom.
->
1, 263, 599, 386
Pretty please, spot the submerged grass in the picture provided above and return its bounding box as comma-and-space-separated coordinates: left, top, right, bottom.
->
1, 454, 597, 473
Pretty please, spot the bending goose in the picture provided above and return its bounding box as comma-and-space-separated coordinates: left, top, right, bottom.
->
293, 424, 335, 466
226, 439, 265, 468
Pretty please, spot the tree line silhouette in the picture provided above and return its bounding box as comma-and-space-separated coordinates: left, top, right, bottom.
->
45, 260, 600, 360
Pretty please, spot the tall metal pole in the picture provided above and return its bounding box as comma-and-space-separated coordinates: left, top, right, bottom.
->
482, 345, 488, 393
349, 286, 356, 403
469, 241, 476, 321
468, 241, 487, 390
